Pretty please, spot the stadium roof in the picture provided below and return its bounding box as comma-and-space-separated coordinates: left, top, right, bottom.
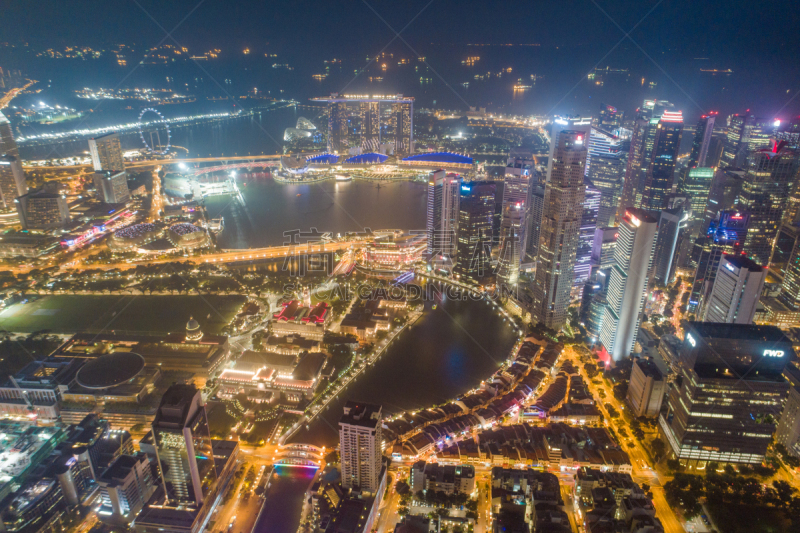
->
401, 152, 473, 164
306, 153, 339, 164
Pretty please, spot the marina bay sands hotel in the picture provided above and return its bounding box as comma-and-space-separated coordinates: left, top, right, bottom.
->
310, 94, 413, 155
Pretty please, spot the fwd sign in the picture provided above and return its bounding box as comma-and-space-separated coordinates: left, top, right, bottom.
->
764, 350, 785, 358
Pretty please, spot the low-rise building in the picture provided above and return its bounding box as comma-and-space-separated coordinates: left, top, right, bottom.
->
410, 462, 475, 496
271, 300, 330, 340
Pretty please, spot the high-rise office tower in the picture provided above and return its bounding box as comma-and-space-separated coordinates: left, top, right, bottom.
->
339, 401, 382, 493
591, 227, 618, 271
88, 132, 125, 173
426, 170, 460, 270
597, 104, 623, 130
360, 102, 380, 150
574, 183, 600, 291
497, 156, 533, 288
392, 101, 413, 154
640, 110, 684, 210
772, 223, 800, 281
150, 384, 217, 505
492, 181, 505, 249
327, 101, 349, 152
588, 150, 627, 228
687, 112, 717, 171
93, 170, 130, 204
523, 183, 545, 266
699, 254, 764, 324
652, 205, 688, 286
778, 224, 800, 310
0, 111, 19, 159
600, 208, 659, 361
721, 114, 772, 169
660, 323, 791, 467
688, 211, 749, 312
738, 140, 798, 265
455, 181, 495, 283
677, 167, 714, 227
0, 154, 27, 209
532, 116, 591, 329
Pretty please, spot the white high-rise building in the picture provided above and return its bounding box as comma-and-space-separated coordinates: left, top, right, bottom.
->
339, 401, 382, 493
700, 253, 765, 324
497, 156, 533, 288
531, 116, 591, 329
88, 132, 125, 172
600, 208, 659, 361
426, 170, 461, 272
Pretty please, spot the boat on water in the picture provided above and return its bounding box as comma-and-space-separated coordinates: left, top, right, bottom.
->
296, 193, 302, 197
432, 304, 437, 310
335, 174, 352, 182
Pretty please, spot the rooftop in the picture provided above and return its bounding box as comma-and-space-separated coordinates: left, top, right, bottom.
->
723, 253, 763, 272
340, 401, 382, 429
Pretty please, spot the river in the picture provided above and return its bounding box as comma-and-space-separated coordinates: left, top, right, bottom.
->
254, 465, 317, 533
288, 288, 519, 449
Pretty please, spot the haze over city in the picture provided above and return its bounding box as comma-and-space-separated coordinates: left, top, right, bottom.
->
0, 2, 799, 533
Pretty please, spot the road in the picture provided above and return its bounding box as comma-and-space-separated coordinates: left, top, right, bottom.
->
0, 80, 37, 109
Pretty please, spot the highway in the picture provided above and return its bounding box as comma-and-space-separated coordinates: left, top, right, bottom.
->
0, 80, 37, 110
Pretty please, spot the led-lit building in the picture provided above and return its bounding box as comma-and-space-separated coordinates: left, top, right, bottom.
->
15, 190, 70, 230
455, 181, 495, 283
311, 94, 414, 154
699, 254, 765, 324
0, 154, 27, 210
591, 227, 618, 271
687, 112, 717, 169
596, 103, 623, 130
88, 132, 125, 173
364, 233, 427, 269
339, 402, 383, 494
599, 209, 658, 361
426, 170, 461, 271
721, 114, 772, 169
531, 116, 591, 329
776, 223, 800, 311
660, 323, 791, 467
523, 183, 545, 266
651, 205, 689, 286
93, 170, 130, 204
97, 453, 157, 525
587, 136, 627, 228
497, 156, 533, 288
738, 140, 798, 265
677, 167, 714, 226
640, 110, 684, 210
574, 184, 600, 292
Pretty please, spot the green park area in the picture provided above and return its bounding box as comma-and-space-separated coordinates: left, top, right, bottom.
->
0, 294, 247, 334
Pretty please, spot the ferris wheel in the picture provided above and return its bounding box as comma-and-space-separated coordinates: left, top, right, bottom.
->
138, 107, 171, 155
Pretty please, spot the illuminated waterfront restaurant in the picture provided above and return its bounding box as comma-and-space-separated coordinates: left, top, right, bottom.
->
217, 351, 329, 402
660, 323, 792, 467
364, 232, 426, 269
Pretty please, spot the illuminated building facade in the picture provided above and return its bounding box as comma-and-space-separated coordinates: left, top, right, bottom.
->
339, 402, 383, 493
699, 254, 764, 324
311, 94, 414, 155
587, 128, 627, 227
531, 116, 590, 329
600, 208, 658, 361
497, 156, 533, 288
738, 141, 798, 265
574, 184, 600, 291
597, 103, 623, 130
0, 154, 27, 210
16, 190, 70, 230
640, 110, 684, 210
652, 206, 688, 286
721, 114, 772, 169
455, 181, 495, 283
149, 385, 216, 506
687, 112, 717, 169
660, 323, 791, 466
426, 170, 460, 270
677, 167, 714, 226
88, 132, 125, 173
93, 170, 130, 204
364, 233, 427, 269
778, 224, 800, 310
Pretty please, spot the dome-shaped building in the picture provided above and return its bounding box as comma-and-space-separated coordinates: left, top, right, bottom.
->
186, 316, 203, 341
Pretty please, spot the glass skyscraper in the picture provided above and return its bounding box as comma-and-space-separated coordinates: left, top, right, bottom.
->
455, 181, 495, 283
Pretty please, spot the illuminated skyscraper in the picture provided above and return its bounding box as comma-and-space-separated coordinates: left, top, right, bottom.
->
0, 154, 27, 209
426, 170, 460, 270
600, 208, 659, 361
660, 323, 790, 467
652, 205, 689, 286
88, 132, 125, 173
777, 224, 800, 310
587, 127, 627, 227
597, 103, 623, 130
687, 112, 717, 169
640, 110, 684, 210
360, 102, 380, 150
327, 101, 349, 152
523, 184, 545, 266
339, 401, 382, 493
699, 254, 765, 324
574, 183, 600, 291
738, 140, 798, 265
721, 113, 772, 169
531, 116, 590, 329
392, 101, 413, 154
0, 111, 18, 159
149, 384, 216, 505
677, 167, 714, 226
455, 181, 495, 283
93, 170, 130, 204
497, 156, 532, 288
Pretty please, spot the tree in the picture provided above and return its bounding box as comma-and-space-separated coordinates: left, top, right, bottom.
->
397, 506, 409, 517
436, 508, 450, 519
773, 480, 797, 508
395, 480, 410, 496
641, 314, 649, 323
666, 459, 681, 472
